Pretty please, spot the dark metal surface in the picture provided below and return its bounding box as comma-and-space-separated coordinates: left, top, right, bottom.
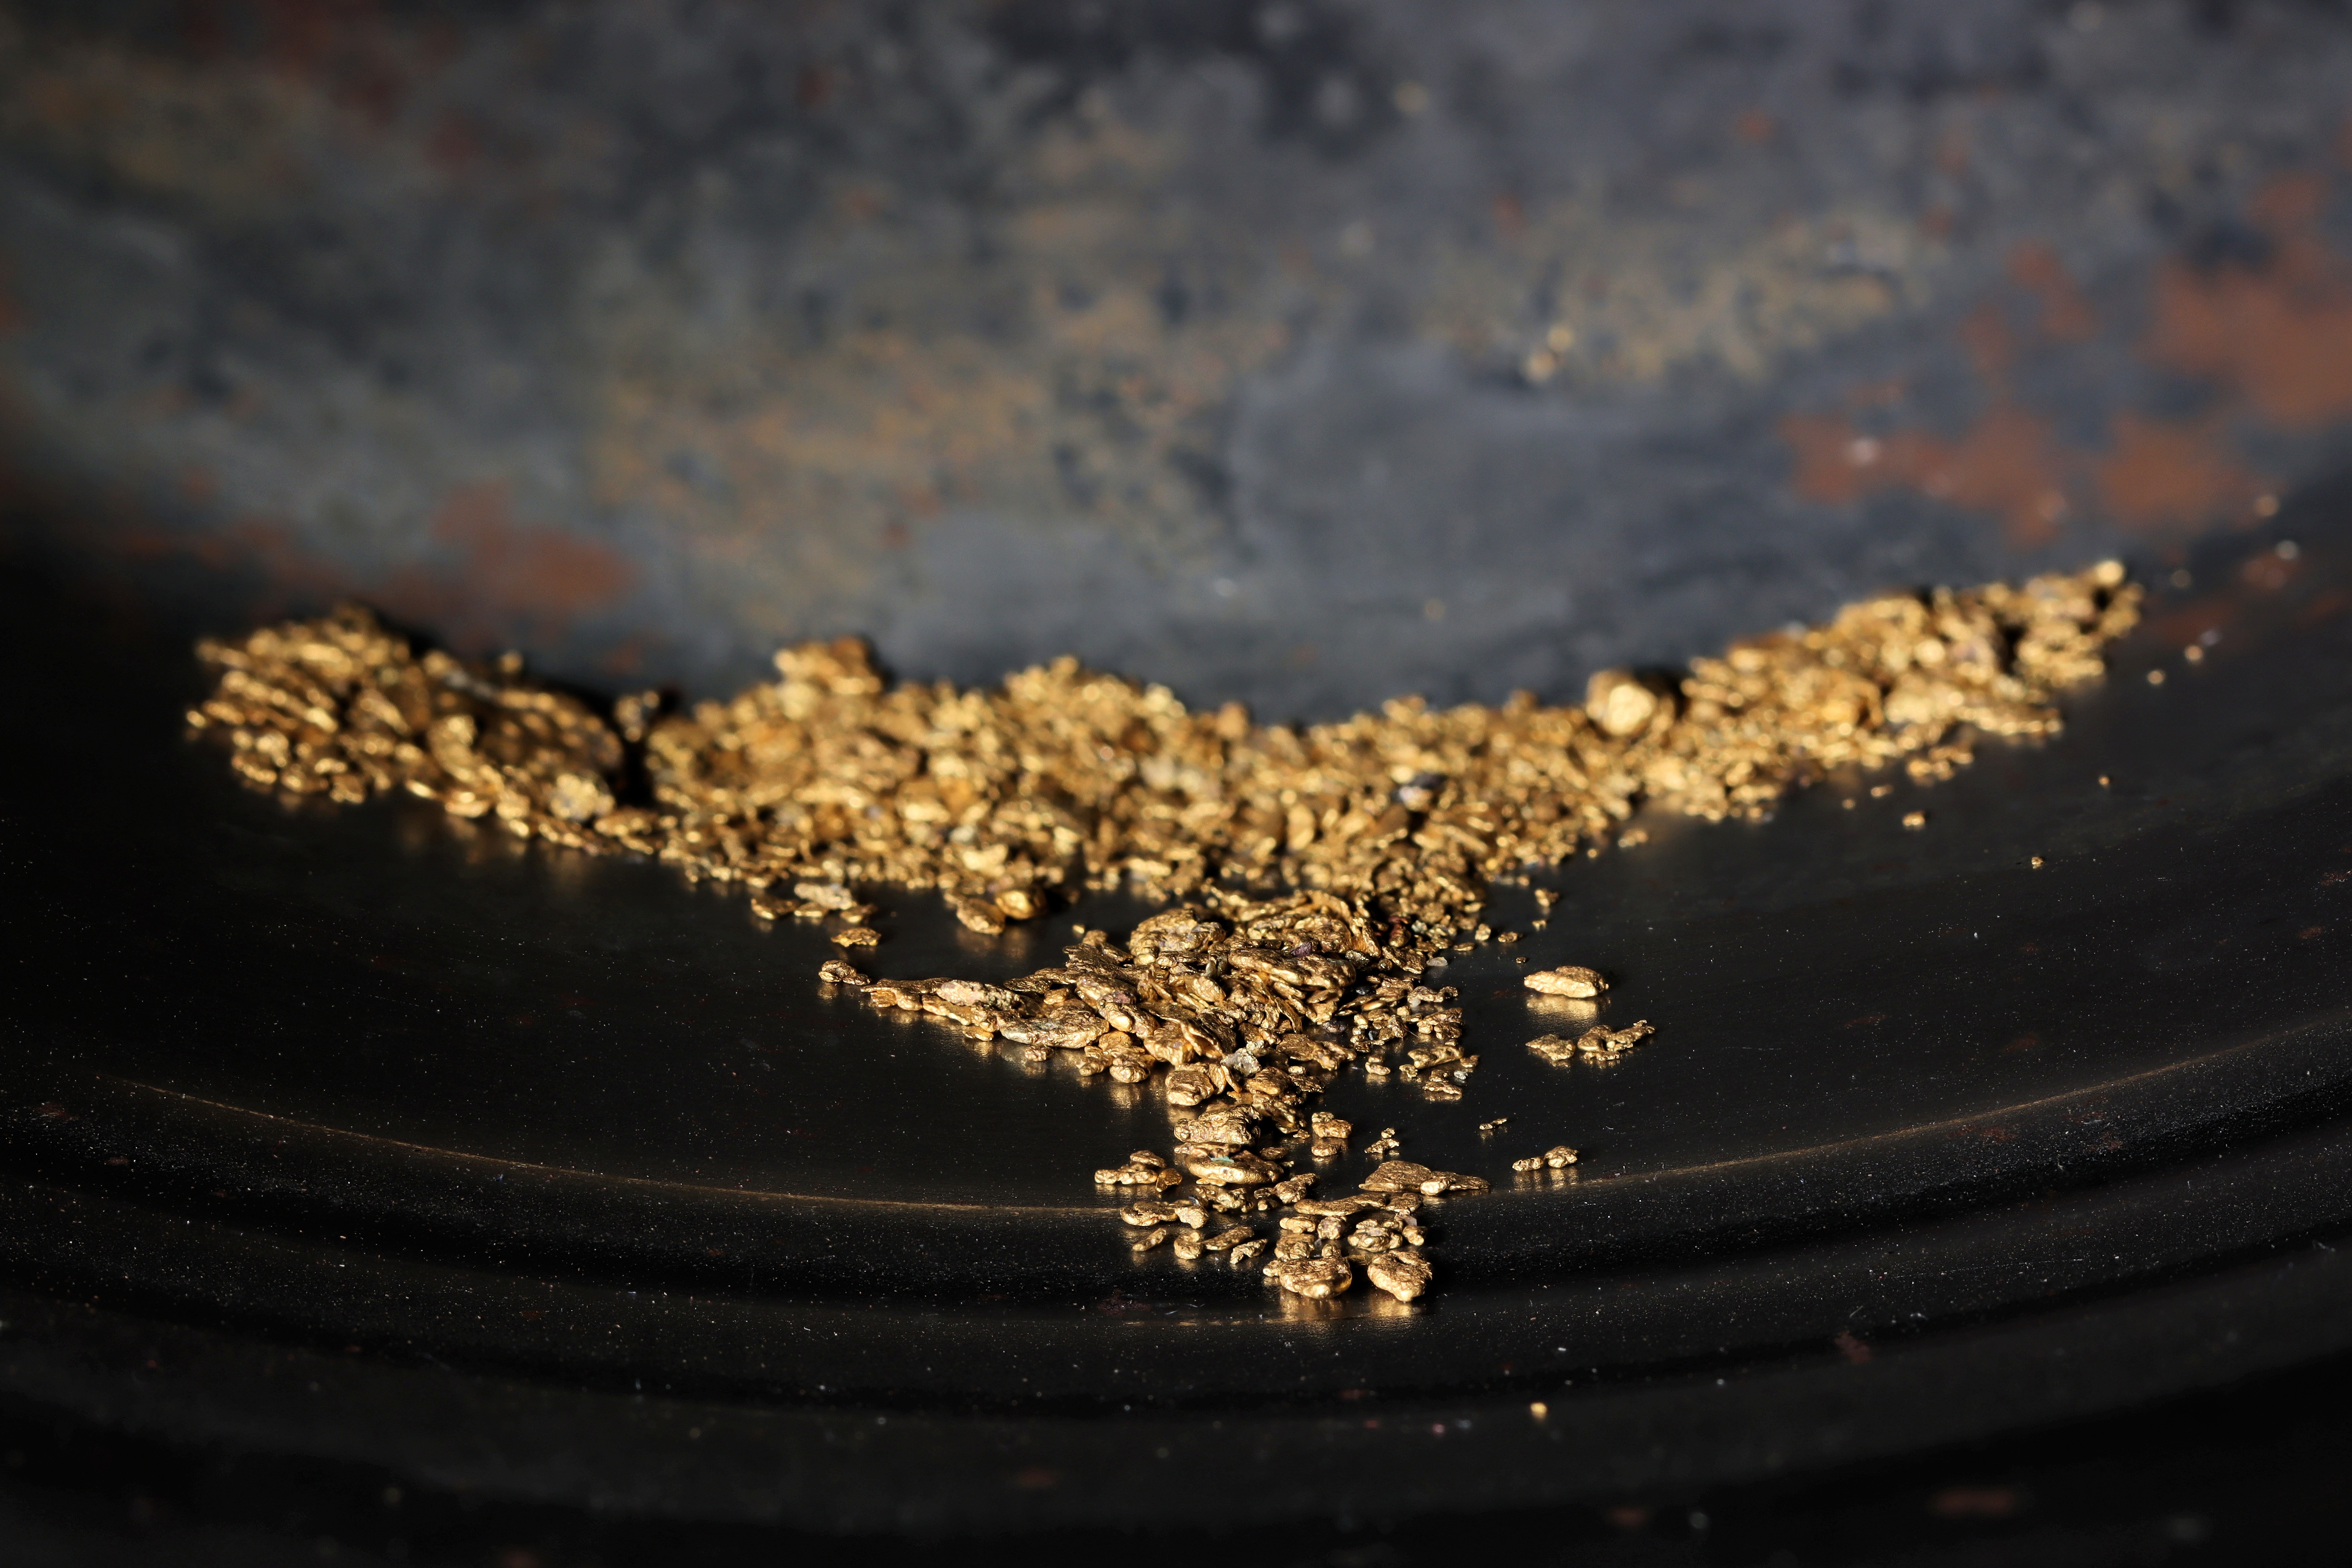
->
7, 1, 2352, 718
7, 497, 2352, 1533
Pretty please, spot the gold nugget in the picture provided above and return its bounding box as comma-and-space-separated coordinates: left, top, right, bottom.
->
1524, 966, 1606, 999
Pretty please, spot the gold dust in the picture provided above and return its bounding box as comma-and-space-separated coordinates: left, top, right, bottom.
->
189, 562, 2138, 1306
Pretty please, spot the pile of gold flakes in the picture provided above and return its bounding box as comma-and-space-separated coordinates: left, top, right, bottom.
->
190, 562, 2139, 1302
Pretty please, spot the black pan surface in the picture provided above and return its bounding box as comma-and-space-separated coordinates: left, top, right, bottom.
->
7, 505, 2352, 1531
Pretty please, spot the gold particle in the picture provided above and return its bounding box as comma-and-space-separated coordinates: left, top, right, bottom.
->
1901, 811, 1927, 830
1524, 966, 1606, 999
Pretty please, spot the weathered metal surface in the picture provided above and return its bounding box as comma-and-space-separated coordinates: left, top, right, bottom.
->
4, 0, 2352, 715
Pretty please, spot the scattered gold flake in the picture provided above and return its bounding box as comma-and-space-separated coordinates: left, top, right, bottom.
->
188, 562, 2138, 1305
1528, 1021, 1654, 1067
1524, 965, 1607, 999
1265, 1255, 1354, 1298
1902, 811, 1928, 830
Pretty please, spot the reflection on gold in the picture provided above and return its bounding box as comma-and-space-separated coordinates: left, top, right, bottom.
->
1525, 994, 1603, 1026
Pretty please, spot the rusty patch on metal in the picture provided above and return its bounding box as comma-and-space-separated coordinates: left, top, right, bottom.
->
2146, 171, 2352, 428
1783, 403, 2073, 548
2093, 414, 2260, 533
400, 481, 636, 637
1781, 168, 2352, 540
2006, 239, 2098, 344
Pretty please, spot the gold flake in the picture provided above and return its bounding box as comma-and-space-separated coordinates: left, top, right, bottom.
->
1365, 1251, 1432, 1302
1265, 1256, 1354, 1298
1524, 966, 1606, 998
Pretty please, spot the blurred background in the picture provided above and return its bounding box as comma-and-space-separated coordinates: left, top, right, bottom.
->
6, 0, 2352, 715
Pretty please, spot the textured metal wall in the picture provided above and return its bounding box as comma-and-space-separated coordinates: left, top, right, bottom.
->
3, 0, 2352, 716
